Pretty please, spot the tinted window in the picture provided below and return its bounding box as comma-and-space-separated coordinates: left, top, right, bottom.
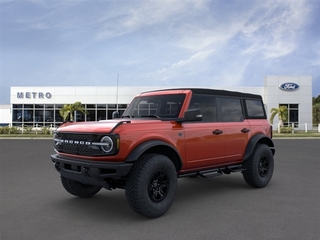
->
123, 94, 185, 118
246, 99, 265, 118
188, 94, 217, 122
220, 98, 243, 122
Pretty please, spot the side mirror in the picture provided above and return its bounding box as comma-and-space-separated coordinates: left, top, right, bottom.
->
112, 111, 120, 119
183, 109, 202, 121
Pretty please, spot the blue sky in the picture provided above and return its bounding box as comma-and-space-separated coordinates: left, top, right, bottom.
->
0, 0, 319, 104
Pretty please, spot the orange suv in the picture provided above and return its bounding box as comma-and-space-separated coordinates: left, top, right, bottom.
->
51, 88, 275, 218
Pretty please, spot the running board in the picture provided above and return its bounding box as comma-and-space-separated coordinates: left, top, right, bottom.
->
198, 169, 222, 178
178, 164, 245, 178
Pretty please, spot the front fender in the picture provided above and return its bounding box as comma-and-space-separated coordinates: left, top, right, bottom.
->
124, 140, 182, 170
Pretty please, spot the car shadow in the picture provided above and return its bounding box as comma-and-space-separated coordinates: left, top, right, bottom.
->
52, 173, 253, 221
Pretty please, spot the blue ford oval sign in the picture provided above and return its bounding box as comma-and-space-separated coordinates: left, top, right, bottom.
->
279, 83, 300, 91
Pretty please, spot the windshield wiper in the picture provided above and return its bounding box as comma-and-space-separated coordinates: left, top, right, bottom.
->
122, 115, 134, 118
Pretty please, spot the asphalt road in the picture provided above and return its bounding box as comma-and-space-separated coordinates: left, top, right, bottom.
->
1, 139, 320, 240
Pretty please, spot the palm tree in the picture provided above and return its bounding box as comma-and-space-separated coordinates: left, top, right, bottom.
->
59, 102, 87, 122
270, 106, 288, 126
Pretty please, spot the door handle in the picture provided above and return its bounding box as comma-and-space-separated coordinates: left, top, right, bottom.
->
212, 129, 223, 135
241, 128, 250, 133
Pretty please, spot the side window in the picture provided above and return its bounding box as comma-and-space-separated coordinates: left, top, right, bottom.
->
245, 99, 266, 118
219, 98, 243, 122
188, 94, 217, 122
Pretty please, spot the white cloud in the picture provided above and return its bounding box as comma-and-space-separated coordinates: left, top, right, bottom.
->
96, 0, 206, 40
152, 49, 215, 75
241, 0, 312, 59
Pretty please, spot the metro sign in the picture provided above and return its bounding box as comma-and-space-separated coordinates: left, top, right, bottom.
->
16, 92, 52, 99
279, 83, 300, 91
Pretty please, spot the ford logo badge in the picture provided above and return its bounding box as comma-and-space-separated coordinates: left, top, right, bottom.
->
279, 83, 299, 91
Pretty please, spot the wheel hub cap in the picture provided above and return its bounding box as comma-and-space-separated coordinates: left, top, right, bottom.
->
148, 170, 169, 202
258, 156, 269, 177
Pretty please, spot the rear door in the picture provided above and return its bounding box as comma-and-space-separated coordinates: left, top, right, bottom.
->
217, 97, 251, 163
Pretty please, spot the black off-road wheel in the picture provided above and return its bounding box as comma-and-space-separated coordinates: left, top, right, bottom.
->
125, 153, 177, 218
242, 144, 274, 188
61, 176, 101, 198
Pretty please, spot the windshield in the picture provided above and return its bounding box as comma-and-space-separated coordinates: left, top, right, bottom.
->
122, 94, 185, 118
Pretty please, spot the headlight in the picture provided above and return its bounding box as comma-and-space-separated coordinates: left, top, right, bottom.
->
100, 136, 114, 153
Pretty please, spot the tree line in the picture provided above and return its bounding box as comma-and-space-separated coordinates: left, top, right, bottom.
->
313, 95, 320, 124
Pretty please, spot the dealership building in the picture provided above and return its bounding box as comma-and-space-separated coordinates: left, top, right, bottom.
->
0, 75, 313, 130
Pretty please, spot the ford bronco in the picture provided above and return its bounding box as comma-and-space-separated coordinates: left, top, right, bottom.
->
51, 88, 275, 218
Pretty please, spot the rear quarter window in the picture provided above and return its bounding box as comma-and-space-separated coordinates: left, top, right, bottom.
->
245, 99, 266, 118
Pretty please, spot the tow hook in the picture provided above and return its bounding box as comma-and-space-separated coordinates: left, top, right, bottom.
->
54, 162, 60, 171
83, 167, 90, 177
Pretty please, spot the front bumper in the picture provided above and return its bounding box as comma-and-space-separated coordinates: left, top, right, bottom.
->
51, 153, 133, 189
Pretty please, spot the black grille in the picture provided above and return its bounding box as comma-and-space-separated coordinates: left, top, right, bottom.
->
54, 132, 105, 156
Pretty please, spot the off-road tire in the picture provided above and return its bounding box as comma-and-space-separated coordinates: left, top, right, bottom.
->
125, 153, 177, 218
61, 176, 101, 198
242, 144, 274, 188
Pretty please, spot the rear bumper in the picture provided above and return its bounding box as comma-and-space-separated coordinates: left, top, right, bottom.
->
51, 153, 133, 189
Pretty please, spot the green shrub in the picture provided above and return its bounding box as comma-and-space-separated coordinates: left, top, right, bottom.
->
0, 126, 21, 134
23, 126, 33, 134
0, 126, 10, 134
10, 126, 20, 134
41, 126, 51, 134
280, 126, 294, 133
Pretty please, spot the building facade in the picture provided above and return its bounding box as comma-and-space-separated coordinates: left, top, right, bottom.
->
0, 76, 313, 130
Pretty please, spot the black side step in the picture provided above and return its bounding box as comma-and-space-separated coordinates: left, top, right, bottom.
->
198, 169, 222, 178
178, 164, 245, 178
221, 164, 244, 174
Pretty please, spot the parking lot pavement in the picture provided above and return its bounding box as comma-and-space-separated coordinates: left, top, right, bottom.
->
1, 139, 320, 240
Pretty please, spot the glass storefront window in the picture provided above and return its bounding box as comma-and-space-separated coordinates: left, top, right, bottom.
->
11, 103, 126, 126
55, 110, 63, 123
118, 104, 128, 108
24, 104, 33, 109
86, 110, 96, 121
34, 110, 44, 124
290, 104, 298, 108
13, 104, 22, 108
280, 103, 299, 127
45, 104, 54, 109
97, 110, 106, 120
45, 110, 54, 122
24, 110, 33, 122
75, 112, 85, 122
107, 104, 127, 109
35, 104, 44, 109
12, 109, 22, 121
86, 104, 96, 109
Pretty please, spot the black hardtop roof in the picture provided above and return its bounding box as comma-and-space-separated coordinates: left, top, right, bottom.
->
142, 88, 262, 100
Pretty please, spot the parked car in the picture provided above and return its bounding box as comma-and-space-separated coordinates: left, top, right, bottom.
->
51, 88, 275, 218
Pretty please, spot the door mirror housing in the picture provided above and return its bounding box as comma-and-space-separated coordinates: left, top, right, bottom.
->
183, 109, 202, 122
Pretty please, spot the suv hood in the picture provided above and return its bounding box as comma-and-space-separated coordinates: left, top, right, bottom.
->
56, 118, 168, 134
57, 120, 131, 134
